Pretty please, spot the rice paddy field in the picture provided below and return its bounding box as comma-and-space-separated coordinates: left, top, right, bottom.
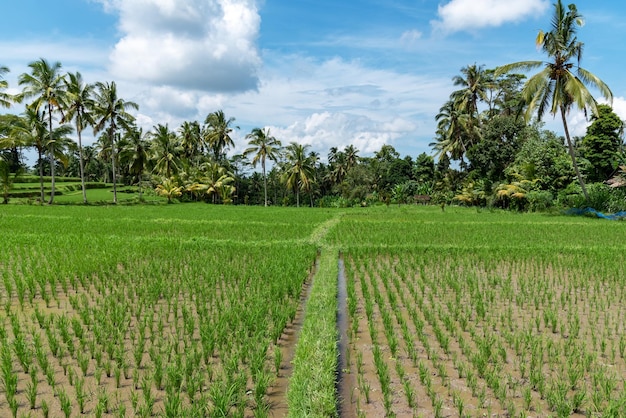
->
1, 204, 625, 417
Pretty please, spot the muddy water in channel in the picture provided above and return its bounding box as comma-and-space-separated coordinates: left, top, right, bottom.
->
337, 255, 358, 418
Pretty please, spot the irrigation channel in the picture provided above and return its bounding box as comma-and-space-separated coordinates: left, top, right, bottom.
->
336, 254, 357, 418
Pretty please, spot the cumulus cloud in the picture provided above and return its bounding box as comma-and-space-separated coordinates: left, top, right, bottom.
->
564, 97, 626, 138
607, 97, 626, 121
96, 0, 261, 92
270, 112, 400, 156
433, 0, 549, 33
221, 55, 450, 159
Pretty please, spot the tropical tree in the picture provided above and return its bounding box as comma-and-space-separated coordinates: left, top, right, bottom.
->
0, 114, 26, 171
496, 0, 613, 200
580, 104, 623, 182
93, 81, 138, 203
46, 124, 75, 173
18, 58, 66, 204
452, 64, 488, 130
187, 161, 235, 203
14, 107, 48, 201
155, 177, 183, 203
178, 121, 203, 164
281, 142, 316, 207
344, 144, 359, 171
149, 124, 182, 178
0, 66, 14, 109
62, 72, 94, 203
204, 110, 238, 161
0, 154, 23, 204
119, 125, 149, 200
431, 99, 474, 165
327, 150, 348, 186
244, 127, 282, 206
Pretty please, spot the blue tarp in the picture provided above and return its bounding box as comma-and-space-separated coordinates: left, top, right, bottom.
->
565, 207, 626, 220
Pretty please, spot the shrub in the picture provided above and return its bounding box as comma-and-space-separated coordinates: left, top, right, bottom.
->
583, 183, 613, 212
526, 190, 554, 212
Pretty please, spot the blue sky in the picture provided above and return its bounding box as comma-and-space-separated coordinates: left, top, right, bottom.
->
1, 0, 625, 162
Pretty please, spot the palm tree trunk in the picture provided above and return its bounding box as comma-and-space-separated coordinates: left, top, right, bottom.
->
262, 159, 268, 207
111, 129, 118, 204
38, 149, 44, 203
560, 106, 589, 201
77, 116, 87, 204
296, 184, 300, 207
47, 104, 55, 204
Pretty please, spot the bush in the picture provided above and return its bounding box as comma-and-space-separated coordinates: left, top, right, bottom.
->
556, 182, 583, 208
583, 183, 612, 212
526, 190, 554, 212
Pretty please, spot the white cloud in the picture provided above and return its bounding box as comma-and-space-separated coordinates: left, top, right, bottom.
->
433, 0, 549, 33
608, 97, 626, 122
566, 97, 626, 138
400, 30, 423, 48
96, 0, 261, 92
223, 55, 451, 159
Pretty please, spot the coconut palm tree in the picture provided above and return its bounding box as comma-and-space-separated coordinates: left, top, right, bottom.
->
282, 142, 316, 207
18, 58, 66, 204
187, 161, 235, 203
119, 125, 149, 200
244, 127, 282, 206
204, 110, 238, 161
344, 144, 359, 171
155, 177, 183, 203
149, 124, 182, 178
496, 0, 612, 200
93, 81, 138, 203
178, 120, 203, 164
431, 99, 475, 167
452, 64, 488, 127
0, 66, 14, 109
62, 72, 94, 203
14, 107, 48, 201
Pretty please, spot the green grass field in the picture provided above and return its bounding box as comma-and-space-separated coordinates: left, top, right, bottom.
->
0, 204, 624, 417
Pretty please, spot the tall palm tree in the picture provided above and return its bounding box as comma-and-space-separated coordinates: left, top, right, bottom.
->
496, 0, 612, 200
452, 64, 488, 127
62, 72, 94, 203
14, 107, 48, 201
0, 114, 26, 171
204, 110, 238, 161
282, 142, 316, 207
47, 124, 75, 172
244, 127, 282, 206
431, 99, 475, 167
0, 66, 14, 109
149, 124, 182, 178
18, 58, 66, 204
119, 126, 149, 200
178, 120, 203, 164
344, 144, 359, 171
93, 81, 138, 203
